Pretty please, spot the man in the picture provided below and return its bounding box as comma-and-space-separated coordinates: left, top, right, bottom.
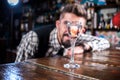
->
15, 3, 110, 62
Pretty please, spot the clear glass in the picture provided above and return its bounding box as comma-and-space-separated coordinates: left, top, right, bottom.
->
64, 21, 82, 69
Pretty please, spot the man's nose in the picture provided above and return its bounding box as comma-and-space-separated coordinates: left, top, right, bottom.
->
64, 26, 69, 33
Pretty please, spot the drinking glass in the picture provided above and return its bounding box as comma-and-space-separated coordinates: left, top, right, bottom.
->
64, 21, 82, 69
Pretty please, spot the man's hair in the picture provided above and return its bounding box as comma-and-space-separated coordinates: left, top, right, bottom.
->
59, 3, 87, 19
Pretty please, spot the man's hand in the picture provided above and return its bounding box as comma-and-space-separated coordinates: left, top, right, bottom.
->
64, 43, 92, 62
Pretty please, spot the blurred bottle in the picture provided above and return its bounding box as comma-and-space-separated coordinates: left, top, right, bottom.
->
98, 14, 105, 29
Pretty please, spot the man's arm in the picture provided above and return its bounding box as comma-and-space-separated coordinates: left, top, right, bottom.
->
63, 34, 110, 60
77, 34, 110, 51
15, 31, 39, 62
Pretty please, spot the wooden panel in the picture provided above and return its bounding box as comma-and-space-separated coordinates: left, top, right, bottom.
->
0, 49, 120, 80
27, 49, 120, 80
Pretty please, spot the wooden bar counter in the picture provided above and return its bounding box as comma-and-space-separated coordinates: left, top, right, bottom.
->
0, 49, 120, 80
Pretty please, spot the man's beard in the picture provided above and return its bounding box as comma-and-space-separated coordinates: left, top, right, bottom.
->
61, 34, 71, 48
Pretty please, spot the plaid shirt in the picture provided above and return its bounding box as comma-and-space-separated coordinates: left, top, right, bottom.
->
15, 28, 110, 62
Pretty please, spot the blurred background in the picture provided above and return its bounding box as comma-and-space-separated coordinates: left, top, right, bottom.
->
0, 0, 120, 64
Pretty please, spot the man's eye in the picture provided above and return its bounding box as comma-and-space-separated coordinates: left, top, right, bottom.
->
64, 21, 71, 25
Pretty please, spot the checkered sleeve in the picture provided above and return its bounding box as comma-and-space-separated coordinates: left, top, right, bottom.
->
77, 34, 110, 51
15, 31, 39, 62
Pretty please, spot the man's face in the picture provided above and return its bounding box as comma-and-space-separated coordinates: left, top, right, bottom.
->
56, 13, 86, 48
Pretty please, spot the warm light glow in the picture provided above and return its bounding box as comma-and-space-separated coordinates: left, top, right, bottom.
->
7, 0, 19, 6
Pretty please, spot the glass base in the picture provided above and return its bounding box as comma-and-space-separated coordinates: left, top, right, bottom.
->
64, 63, 80, 69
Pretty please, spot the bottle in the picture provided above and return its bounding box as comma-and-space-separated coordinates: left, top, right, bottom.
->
99, 14, 105, 29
